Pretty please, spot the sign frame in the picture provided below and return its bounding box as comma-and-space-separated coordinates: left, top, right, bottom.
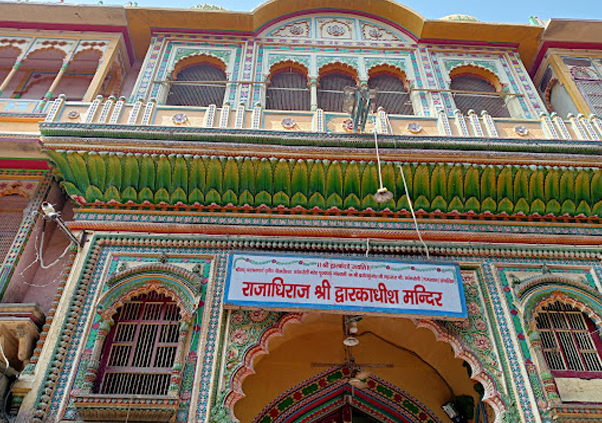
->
224, 252, 468, 320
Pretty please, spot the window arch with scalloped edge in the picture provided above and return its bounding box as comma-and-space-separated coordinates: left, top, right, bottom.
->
368, 68, 413, 115
166, 62, 227, 107
450, 74, 509, 117
318, 66, 358, 113
266, 65, 310, 111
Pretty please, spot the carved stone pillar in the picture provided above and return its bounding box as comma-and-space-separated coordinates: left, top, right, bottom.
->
0, 54, 25, 96
308, 77, 318, 111
80, 320, 112, 393
168, 321, 191, 397
527, 328, 561, 405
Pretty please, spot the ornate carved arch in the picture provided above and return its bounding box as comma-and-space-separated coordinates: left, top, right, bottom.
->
251, 367, 444, 423
22, 46, 67, 62
96, 263, 203, 323
0, 45, 21, 59
224, 313, 305, 410
368, 63, 412, 91
515, 273, 601, 301
171, 53, 228, 80
523, 287, 602, 332
317, 61, 359, 83
543, 78, 559, 112
268, 60, 309, 81
71, 48, 103, 65
415, 319, 506, 422
448, 64, 503, 92
223, 312, 505, 422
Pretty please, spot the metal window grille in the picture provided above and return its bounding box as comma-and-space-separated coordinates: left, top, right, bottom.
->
368, 74, 413, 116
0, 195, 29, 268
96, 292, 180, 395
318, 73, 356, 113
536, 301, 602, 374
450, 75, 510, 118
266, 70, 310, 111
575, 80, 602, 117
166, 64, 226, 107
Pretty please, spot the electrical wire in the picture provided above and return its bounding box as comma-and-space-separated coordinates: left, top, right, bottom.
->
356, 330, 454, 397
398, 165, 430, 259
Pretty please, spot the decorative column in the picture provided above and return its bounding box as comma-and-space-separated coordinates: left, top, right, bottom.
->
308, 77, 318, 111
527, 329, 561, 405
0, 54, 26, 96
37, 59, 70, 112
550, 112, 570, 139
454, 109, 469, 136
80, 320, 112, 393
83, 37, 121, 102
168, 321, 191, 397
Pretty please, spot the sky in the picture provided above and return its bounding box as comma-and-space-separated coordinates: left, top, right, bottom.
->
52, 0, 601, 24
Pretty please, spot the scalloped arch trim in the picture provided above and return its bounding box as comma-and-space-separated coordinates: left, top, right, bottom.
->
515, 273, 602, 301
251, 366, 443, 423
268, 60, 309, 79
448, 64, 503, 92
368, 63, 411, 90
414, 319, 506, 422
225, 313, 305, 411
97, 264, 202, 322
318, 62, 358, 81
171, 53, 228, 80
524, 288, 602, 331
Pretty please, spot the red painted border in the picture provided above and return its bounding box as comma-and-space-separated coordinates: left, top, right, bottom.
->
0, 159, 49, 170
531, 41, 602, 76
0, 20, 134, 64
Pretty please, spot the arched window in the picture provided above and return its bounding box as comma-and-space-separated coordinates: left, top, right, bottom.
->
318, 72, 356, 112
266, 68, 310, 111
549, 81, 579, 118
450, 74, 510, 117
368, 73, 413, 115
95, 292, 180, 395
536, 301, 602, 377
166, 63, 226, 107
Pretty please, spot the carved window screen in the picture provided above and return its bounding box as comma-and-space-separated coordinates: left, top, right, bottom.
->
536, 301, 602, 378
95, 292, 180, 395
450, 75, 509, 118
166, 64, 226, 107
368, 74, 413, 115
0, 195, 29, 268
266, 69, 310, 111
318, 73, 356, 112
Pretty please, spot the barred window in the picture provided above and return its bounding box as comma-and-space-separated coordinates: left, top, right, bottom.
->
450, 74, 509, 117
318, 72, 356, 112
368, 73, 413, 115
266, 68, 310, 111
536, 301, 602, 378
166, 63, 226, 107
0, 194, 29, 267
95, 292, 180, 395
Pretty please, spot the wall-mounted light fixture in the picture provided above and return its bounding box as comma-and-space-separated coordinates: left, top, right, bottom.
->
442, 401, 467, 423
41, 202, 85, 247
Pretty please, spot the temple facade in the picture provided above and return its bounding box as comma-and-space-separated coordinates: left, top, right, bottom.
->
1, 1, 602, 422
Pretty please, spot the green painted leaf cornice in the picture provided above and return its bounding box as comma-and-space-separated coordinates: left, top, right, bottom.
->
45, 149, 602, 220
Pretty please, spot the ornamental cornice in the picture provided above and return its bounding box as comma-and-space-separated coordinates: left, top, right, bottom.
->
39, 122, 602, 156
44, 148, 602, 221
72, 228, 602, 261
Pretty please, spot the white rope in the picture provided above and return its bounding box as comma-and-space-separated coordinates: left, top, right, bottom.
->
398, 165, 430, 259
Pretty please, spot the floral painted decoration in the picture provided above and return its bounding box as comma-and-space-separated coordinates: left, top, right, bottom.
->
172, 113, 188, 125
